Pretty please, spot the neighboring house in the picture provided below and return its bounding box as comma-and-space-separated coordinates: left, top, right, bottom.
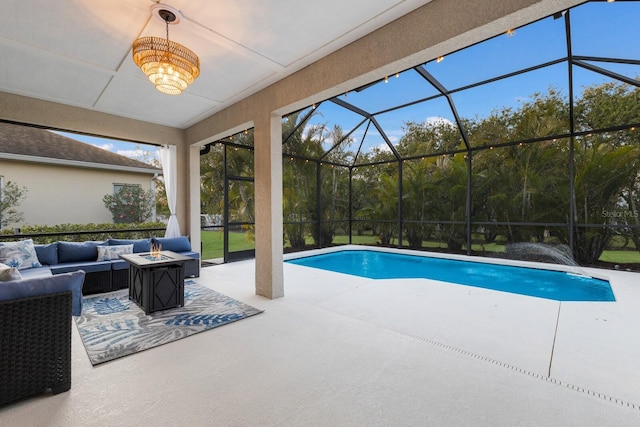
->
0, 122, 161, 228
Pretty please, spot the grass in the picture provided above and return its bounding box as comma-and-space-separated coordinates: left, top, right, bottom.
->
201, 230, 254, 259
201, 230, 640, 265
599, 250, 640, 264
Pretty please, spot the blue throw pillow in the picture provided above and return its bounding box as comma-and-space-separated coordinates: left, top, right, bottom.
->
0, 270, 85, 315
152, 236, 191, 252
35, 243, 58, 265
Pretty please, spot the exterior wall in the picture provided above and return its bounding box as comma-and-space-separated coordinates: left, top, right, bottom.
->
0, 92, 187, 234
0, 159, 155, 227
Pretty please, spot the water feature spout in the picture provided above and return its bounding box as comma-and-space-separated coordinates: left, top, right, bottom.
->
504, 243, 593, 278
505, 243, 577, 265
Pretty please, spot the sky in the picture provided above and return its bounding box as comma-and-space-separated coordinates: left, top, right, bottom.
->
59, 1, 637, 161
55, 131, 160, 166
304, 1, 639, 154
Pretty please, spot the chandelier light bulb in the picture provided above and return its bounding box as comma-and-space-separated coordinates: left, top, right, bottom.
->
132, 6, 200, 95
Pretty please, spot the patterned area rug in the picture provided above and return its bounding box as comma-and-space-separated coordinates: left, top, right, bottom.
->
75, 281, 263, 365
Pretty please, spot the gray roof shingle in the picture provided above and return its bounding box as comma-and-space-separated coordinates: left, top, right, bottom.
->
0, 121, 160, 170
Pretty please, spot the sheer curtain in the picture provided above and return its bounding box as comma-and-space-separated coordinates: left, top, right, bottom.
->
159, 144, 180, 238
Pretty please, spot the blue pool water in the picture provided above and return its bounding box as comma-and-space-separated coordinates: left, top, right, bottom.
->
286, 250, 615, 302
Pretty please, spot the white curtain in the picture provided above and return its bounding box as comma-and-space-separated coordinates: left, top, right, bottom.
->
159, 144, 180, 238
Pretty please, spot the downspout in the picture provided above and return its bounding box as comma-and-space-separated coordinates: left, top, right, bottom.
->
0, 175, 4, 229
151, 173, 158, 222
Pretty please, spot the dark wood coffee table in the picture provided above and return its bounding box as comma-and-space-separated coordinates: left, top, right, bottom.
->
120, 250, 193, 314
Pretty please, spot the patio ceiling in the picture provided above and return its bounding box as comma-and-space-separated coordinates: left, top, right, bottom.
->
0, 0, 431, 129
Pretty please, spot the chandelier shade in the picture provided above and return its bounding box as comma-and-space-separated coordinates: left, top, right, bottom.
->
132, 8, 200, 95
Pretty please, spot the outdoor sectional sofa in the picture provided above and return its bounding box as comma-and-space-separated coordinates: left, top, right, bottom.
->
0, 236, 199, 405
22, 236, 200, 295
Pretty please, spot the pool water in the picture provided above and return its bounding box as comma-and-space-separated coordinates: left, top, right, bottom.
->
286, 250, 615, 302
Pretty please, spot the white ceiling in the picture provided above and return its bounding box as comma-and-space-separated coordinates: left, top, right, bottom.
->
0, 0, 431, 129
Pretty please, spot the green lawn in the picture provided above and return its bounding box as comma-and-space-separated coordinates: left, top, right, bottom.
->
599, 250, 640, 264
201, 229, 254, 259
201, 230, 640, 265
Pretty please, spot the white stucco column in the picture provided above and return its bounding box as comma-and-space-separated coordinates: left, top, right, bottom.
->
188, 144, 202, 255
253, 113, 284, 298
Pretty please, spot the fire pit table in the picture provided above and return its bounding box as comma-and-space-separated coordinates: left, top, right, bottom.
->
120, 250, 193, 314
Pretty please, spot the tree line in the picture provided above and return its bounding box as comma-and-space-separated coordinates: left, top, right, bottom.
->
200, 80, 639, 265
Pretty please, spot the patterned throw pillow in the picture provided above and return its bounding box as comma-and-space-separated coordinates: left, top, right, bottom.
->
0, 263, 22, 281
96, 244, 134, 261
0, 239, 42, 270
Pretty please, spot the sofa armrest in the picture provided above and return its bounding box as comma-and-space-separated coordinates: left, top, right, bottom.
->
0, 291, 72, 405
0, 270, 85, 316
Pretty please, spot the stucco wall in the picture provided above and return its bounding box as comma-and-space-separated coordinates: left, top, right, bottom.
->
0, 159, 155, 227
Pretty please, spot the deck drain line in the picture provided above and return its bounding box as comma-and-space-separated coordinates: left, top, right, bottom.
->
382, 325, 640, 411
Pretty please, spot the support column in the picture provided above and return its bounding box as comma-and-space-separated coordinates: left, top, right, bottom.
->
253, 113, 284, 298
188, 144, 202, 255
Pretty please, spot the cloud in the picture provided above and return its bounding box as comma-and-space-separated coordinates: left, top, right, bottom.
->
117, 149, 144, 158
93, 143, 115, 151
117, 149, 159, 163
424, 116, 455, 128
376, 143, 391, 152
92, 143, 158, 163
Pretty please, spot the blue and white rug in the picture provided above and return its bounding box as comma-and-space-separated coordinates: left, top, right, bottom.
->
75, 280, 263, 365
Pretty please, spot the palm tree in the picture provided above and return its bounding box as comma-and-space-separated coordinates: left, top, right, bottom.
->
470, 89, 570, 244
571, 81, 640, 263
355, 168, 399, 246
282, 111, 324, 249
573, 137, 639, 263
397, 119, 467, 250
316, 125, 352, 246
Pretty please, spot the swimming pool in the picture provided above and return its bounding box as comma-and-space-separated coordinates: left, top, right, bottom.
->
286, 249, 615, 302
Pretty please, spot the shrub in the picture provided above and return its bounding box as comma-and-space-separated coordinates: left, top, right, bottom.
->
0, 222, 166, 244
103, 185, 154, 224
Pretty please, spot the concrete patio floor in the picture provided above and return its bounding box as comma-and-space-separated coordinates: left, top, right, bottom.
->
1, 250, 640, 426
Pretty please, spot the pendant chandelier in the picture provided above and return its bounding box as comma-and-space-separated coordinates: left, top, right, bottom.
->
132, 5, 200, 95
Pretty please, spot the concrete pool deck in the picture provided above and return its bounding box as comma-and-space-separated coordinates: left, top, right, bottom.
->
284, 246, 640, 407
1, 247, 639, 425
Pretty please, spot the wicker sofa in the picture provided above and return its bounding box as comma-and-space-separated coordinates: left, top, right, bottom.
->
0, 270, 85, 406
20, 236, 200, 295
